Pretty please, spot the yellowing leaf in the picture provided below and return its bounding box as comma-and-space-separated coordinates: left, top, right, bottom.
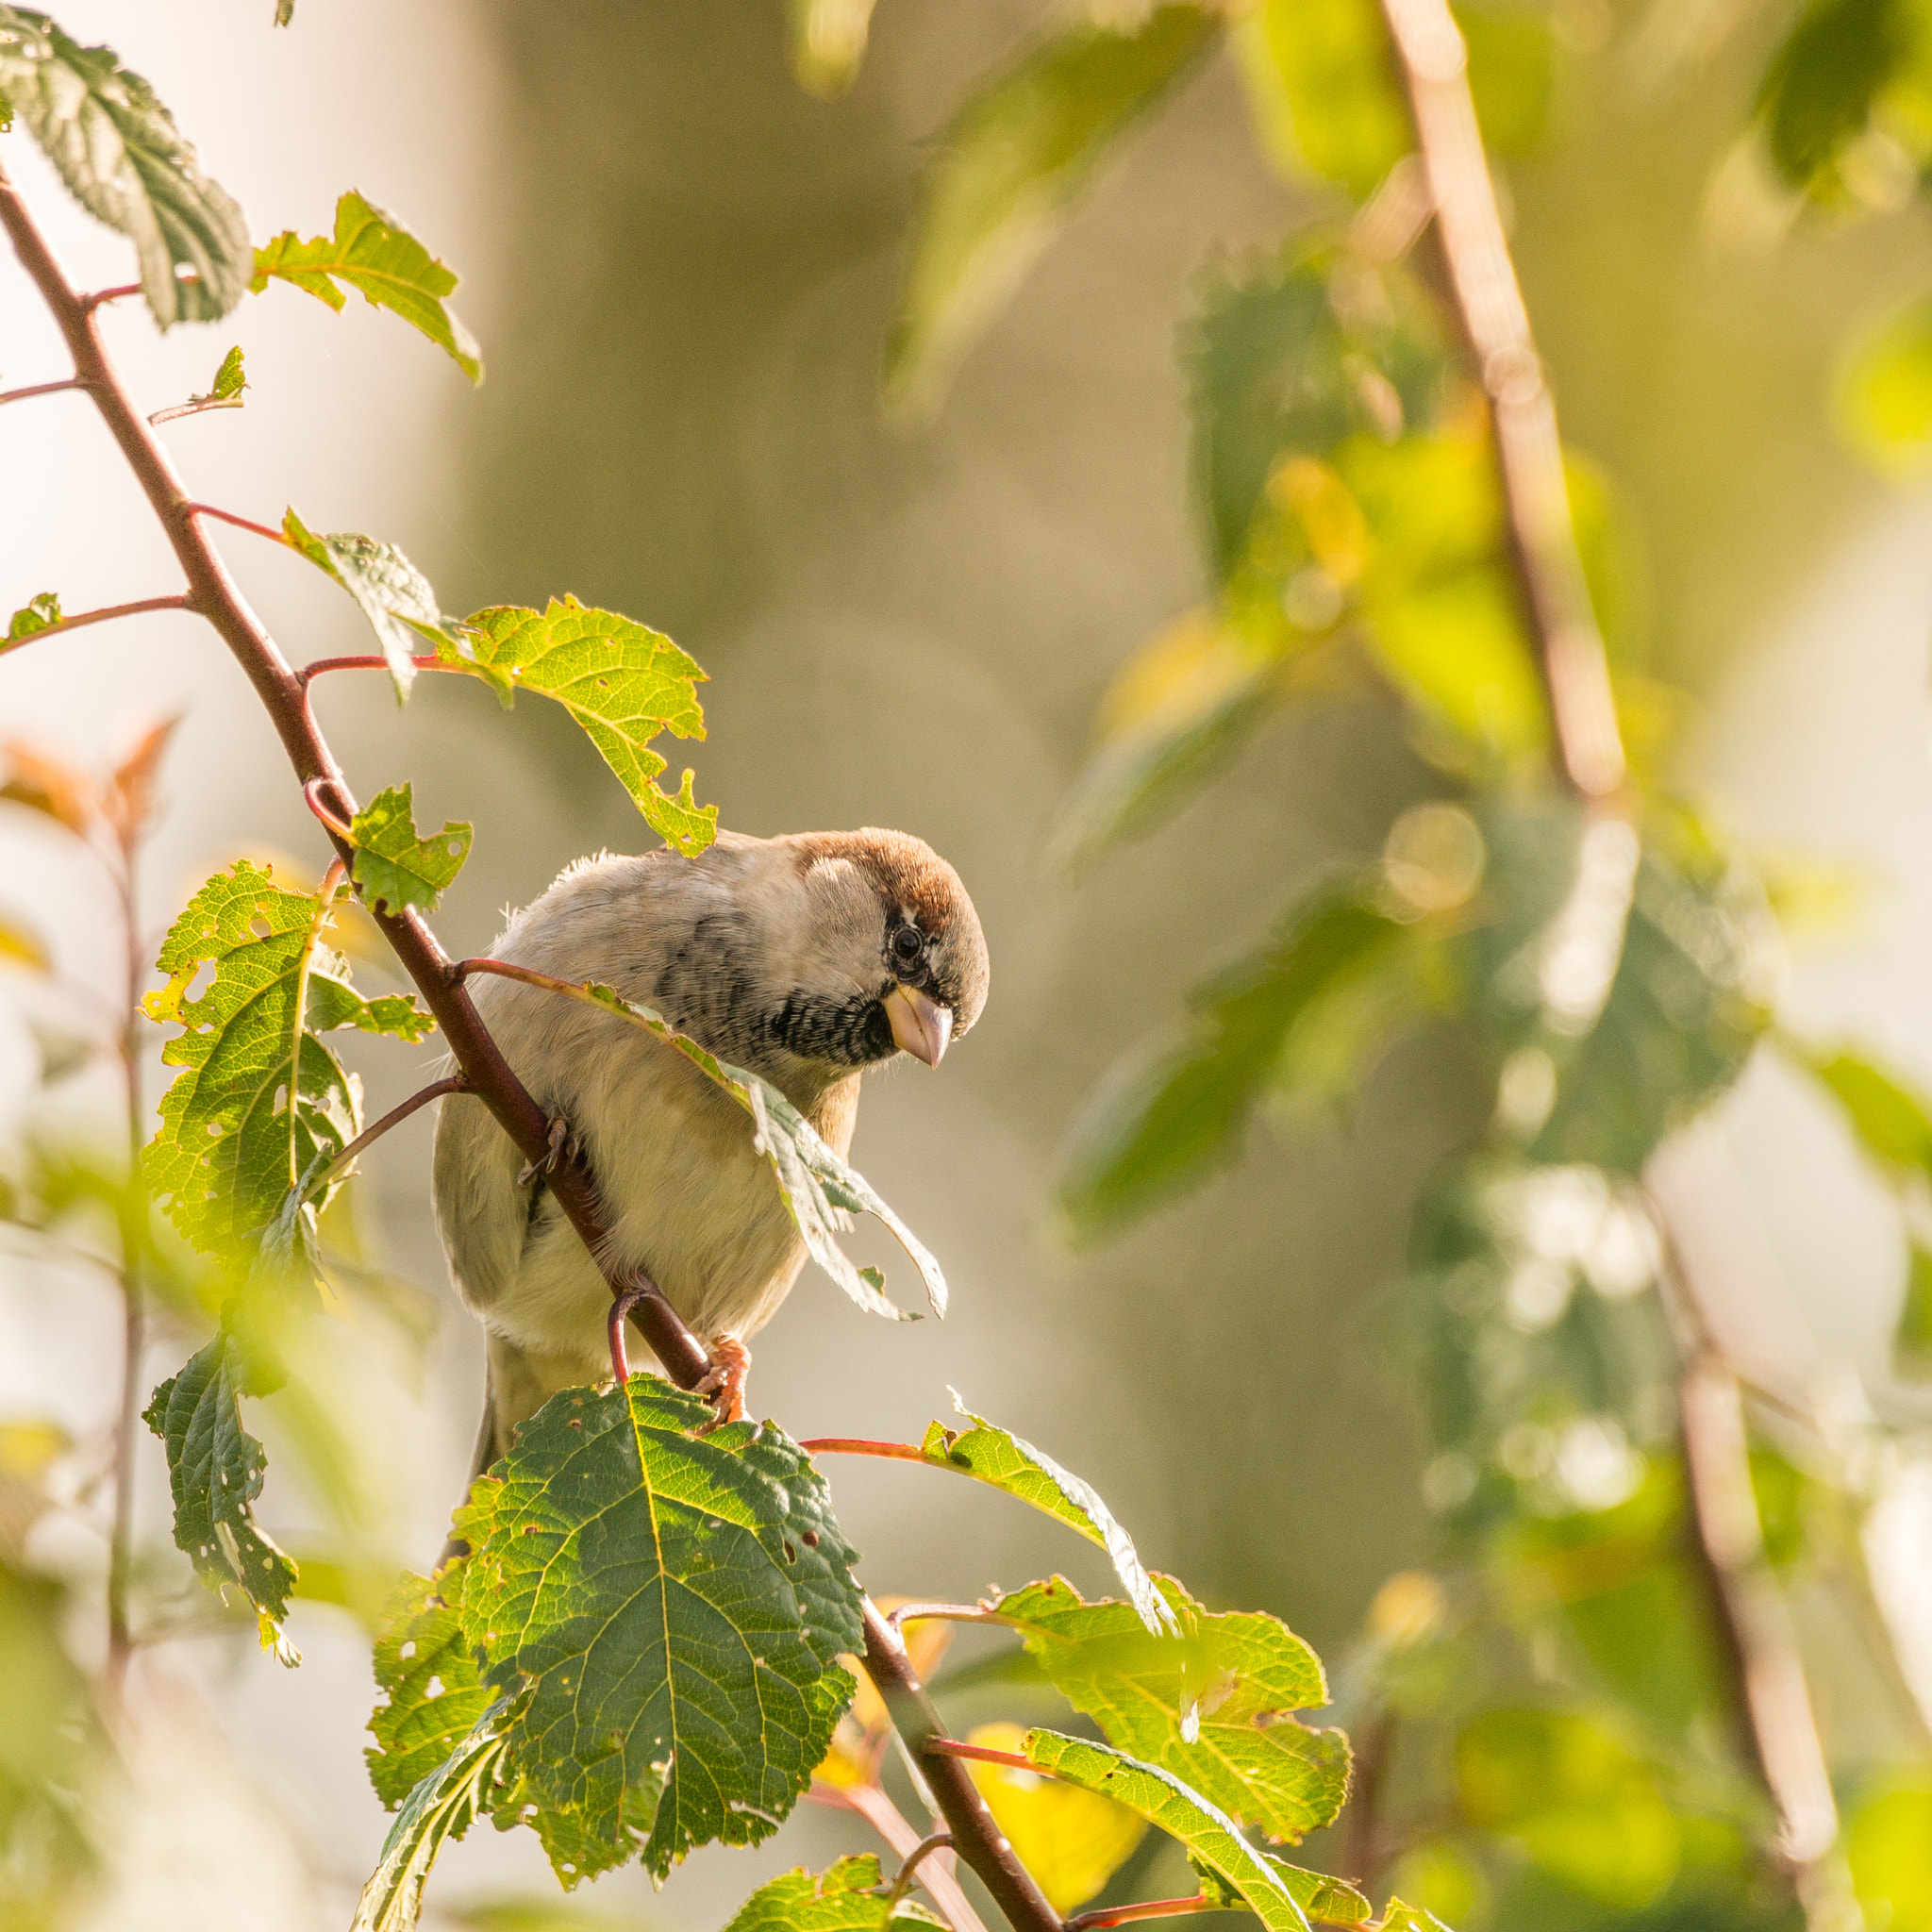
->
1840, 291, 1932, 475
253, 190, 482, 380
963, 1722, 1146, 1913
441, 599, 716, 856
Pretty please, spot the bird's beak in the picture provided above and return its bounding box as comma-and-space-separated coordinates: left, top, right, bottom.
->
884, 983, 953, 1067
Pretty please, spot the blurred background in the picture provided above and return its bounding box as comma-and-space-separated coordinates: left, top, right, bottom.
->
7, 0, 1932, 1926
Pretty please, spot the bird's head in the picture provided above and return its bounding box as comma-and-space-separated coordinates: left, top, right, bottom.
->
768, 827, 989, 1074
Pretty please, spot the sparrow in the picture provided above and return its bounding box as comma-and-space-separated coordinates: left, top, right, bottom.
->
431, 827, 990, 1471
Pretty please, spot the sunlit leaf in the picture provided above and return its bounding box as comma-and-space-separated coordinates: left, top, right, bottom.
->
448, 1375, 863, 1883
1455, 1706, 1680, 1907
1846, 1780, 1932, 1932
1840, 292, 1932, 474
962, 1721, 1146, 1913
348, 783, 473, 917
0, 7, 251, 325
557, 978, 943, 1320
367, 1570, 492, 1810
916, 1394, 1174, 1633
354, 1697, 516, 1932
441, 599, 715, 855
1377, 1904, 1454, 1932
1059, 885, 1411, 1238
253, 190, 483, 380
203, 343, 247, 402
994, 1574, 1349, 1843
1186, 243, 1447, 581
142, 859, 433, 1256
724, 1856, 945, 1932
1797, 1044, 1932, 1181
785, 0, 880, 98
1021, 1729, 1317, 1932
283, 508, 466, 703
884, 4, 1220, 410
5, 591, 61, 641
142, 1331, 299, 1656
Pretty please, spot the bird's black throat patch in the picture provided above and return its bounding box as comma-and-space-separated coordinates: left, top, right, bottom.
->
764, 986, 895, 1067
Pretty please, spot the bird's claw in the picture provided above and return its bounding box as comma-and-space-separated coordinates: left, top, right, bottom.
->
694, 1335, 751, 1433
518, 1113, 576, 1188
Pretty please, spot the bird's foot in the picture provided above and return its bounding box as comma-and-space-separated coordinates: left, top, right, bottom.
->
517, 1112, 577, 1188
695, 1335, 751, 1432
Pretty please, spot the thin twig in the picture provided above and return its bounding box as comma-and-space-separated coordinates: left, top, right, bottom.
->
888, 1834, 958, 1909
180, 501, 290, 547
313, 1074, 470, 1194
891, 1602, 1017, 1630
0, 593, 192, 659
81, 279, 147, 309
863, 1604, 1064, 1932
814, 1781, 990, 1932
302, 777, 355, 841
1064, 1900, 1208, 1932
925, 1739, 1032, 1770
1342, 1708, 1396, 1891
149, 396, 244, 425
0, 375, 84, 406
801, 1436, 930, 1463
301, 652, 446, 688
1377, 0, 1626, 800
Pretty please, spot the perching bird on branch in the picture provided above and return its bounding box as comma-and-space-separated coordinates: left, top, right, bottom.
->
431, 827, 989, 1470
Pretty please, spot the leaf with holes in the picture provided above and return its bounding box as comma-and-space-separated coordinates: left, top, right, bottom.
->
447, 1374, 863, 1884
6, 592, 61, 641
724, 1857, 946, 1932
284, 508, 467, 702
202, 343, 247, 402
141, 859, 433, 1257
253, 190, 482, 380
349, 784, 473, 917
0, 7, 251, 325
367, 1571, 493, 1809
561, 979, 942, 1321
440, 599, 714, 855
993, 1575, 1348, 1844
142, 1331, 298, 1656
917, 1394, 1173, 1634
884, 4, 1220, 410
1022, 1729, 1317, 1932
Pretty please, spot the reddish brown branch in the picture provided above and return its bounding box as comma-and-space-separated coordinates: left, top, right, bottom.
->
317, 1074, 471, 1193
924, 1739, 1031, 1771
301, 652, 448, 688
1064, 1901, 1208, 1932
863, 1604, 1064, 1932
181, 500, 289, 547
0, 593, 192, 658
1377, 0, 1626, 800
0, 375, 84, 406
0, 150, 708, 1395
150, 396, 244, 425
802, 1436, 930, 1463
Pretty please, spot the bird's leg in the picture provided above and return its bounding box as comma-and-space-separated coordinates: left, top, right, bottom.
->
517, 1112, 577, 1188
695, 1335, 752, 1430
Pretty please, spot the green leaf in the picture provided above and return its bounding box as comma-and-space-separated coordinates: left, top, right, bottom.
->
561, 978, 944, 1320
1191, 1856, 1374, 1926
884, 4, 1220, 411
1455, 1707, 1680, 1907
1840, 291, 1932, 475
205, 343, 247, 402
349, 783, 473, 917
1021, 1729, 1316, 1932
1899, 1242, 1932, 1373
141, 859, 433, 1257
0, 8, 251, 325
283, 508, 466, 703
367, 1571, 494, 1809
354, 1696, 516, 1932
142, 1332, 299, 1656
1756, 0, 1906, 196
1846, 1780, 1932, 1932
1796, 1046, 1932, 1182
917, 1396, 1174, 1634
275, 0, 294, 24
1059, 886, 1411, 1239
6, 591, 60, 641
1186, 242, 1447, 582
784, 0, 880, 99
252, 190, 482, 380
995, 1575, 1349, 1843
450, 1375, 864, 1883
1377, 1905, 1453, 1932
724, 1856, 945, 1932
441, 599, 715, 856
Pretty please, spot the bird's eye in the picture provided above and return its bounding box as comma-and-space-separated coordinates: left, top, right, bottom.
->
891, 926, 922, 965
